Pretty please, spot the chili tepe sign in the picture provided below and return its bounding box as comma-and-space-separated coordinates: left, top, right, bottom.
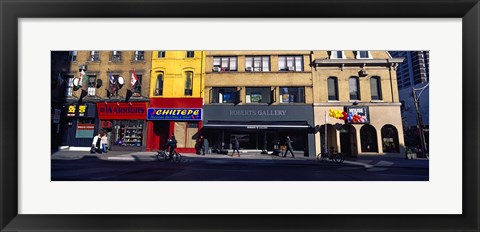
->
147, 108, 202, 120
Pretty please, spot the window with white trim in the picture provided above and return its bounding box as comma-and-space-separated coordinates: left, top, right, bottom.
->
213, 56, 237, 71
66, 75, 74, 97
89, 51, 99, 61
330, 51, 344, 59
134, 51, 144, 61
278, 56, 303, 71
356, 51, 371, 59
111, 51, 122, 62
245, 56, 270, 72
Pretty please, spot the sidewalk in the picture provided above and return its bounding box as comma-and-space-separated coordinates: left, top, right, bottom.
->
52, 149, 429, 169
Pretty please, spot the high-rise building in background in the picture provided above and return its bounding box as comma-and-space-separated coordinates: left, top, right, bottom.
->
389, 51, 429, 151
389, 51, 429, 90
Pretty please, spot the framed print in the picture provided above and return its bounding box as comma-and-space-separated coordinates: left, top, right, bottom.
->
1, 0, 479, 231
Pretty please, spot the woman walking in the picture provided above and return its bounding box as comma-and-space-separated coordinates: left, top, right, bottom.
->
230, 137, 240, 157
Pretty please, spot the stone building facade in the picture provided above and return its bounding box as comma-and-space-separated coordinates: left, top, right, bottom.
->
312, 51, 405, 156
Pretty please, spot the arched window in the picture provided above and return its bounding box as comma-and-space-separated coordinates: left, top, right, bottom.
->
184, 71, 193, 96
381, 125, 400, 153
360, 125, 378, 152
349, 76, 360, 100
370, 76, 382, 100
327, 77, 338, 101
155, 72, 164, 96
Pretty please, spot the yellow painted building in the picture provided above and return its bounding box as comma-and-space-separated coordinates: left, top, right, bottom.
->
150, 51, 206, 98
146, 51, 206, 152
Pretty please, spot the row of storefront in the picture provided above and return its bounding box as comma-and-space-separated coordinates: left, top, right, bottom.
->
54, 100, 403, 157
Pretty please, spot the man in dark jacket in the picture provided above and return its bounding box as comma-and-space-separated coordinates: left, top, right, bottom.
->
165, 134, 177, 161
283, 136, 295, 158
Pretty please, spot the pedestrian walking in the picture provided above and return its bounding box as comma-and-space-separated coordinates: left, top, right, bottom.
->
91, 132, 101, 153
230, 137, 240, 157
283, 136, 295, 158
101, 132, 109, 154
197, 135, 206, 156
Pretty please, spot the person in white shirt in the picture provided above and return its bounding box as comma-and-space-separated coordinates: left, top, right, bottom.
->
101, 133, 109, 153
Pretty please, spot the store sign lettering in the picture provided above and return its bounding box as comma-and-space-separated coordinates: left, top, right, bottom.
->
229, 110, 287, 116
147, 108, 202, 120
67, 104, 87, 117
97, 102, 148, 120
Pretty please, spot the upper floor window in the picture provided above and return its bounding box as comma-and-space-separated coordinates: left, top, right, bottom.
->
213, 56, 237, 72
211, 87, 239, 104
186, 51, 195, 58
155, 72, 164, 96
327, 77, 339, 101
158, 51, 166, 58
330, 51, 344, 59
111, 51, 122, 62
65, 75, 74, 96
89, 51, 99, 61
279, 87, 305, 103
246, 87, 272, 104
134, 51, 144, 61
370, 76, 382, 100
184, 71, 193, 96
349, 76, 360, 100
133, 74, 142, 97
278, 56, 303, 71
245, 56, 270, 72
87, 75, 97, 96
356, 51, 371, 59
68, 51, 77, 62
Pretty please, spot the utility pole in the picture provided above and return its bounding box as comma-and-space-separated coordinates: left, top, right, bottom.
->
412, 84, 429, 159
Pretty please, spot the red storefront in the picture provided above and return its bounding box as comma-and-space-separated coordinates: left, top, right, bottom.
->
96, 102, 148, 151
146, 98, 203, 153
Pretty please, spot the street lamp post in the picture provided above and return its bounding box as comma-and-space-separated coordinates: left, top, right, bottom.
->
412, 83, 429, 159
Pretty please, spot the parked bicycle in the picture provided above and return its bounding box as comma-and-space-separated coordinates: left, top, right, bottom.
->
155, 150, 182, 163
316, 148, 345, 163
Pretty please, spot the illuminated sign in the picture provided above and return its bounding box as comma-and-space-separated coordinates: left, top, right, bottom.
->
147, 108, 202, 121
97, 102, 147, 120
67, 104, 87, 117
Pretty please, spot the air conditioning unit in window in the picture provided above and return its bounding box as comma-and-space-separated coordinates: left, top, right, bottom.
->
245, 67, 253, 72
359, 70, 368, 77
212, 67, 221, 72
288, 66, 295, 71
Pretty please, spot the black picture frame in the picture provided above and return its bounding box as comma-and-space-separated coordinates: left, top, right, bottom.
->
1, 0, 479, 231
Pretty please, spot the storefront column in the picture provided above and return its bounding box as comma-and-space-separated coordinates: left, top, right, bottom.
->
355, 127, 362, 155
146, 121, 159, 151
376, 127, 384, 154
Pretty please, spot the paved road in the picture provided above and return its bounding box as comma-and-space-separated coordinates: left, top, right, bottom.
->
51, 152, 428, 181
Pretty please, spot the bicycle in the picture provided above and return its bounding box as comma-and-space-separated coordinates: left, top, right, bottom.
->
316, 149, 345, 163
155, 150, 183, 163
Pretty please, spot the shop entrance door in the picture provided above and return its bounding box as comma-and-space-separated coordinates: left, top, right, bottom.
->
340, 125, 357, 156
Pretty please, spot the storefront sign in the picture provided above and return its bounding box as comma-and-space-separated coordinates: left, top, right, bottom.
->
229, 110, 287, 116
75, 124, 95, 138
97, 102, 147, 120
147, 108, 202, 120
344, 106, 370, 124
67, 104, 88, 117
